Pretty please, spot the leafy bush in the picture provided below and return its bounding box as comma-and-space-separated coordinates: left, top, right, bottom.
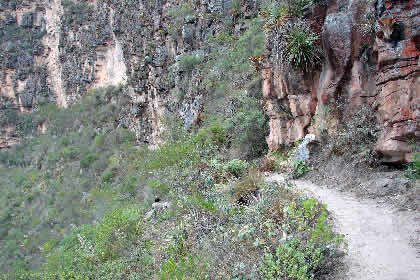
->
147, 179, 170, 197
158, 233, 207, 280
204, 19, 265, 85
293, 160, 312, 178
405, 150, 420, 179
261, 0, 315, 27
95, 207, 142, 261
178, 54, 202, 73
62, 0, 93, 26
80, 153, 97, 169
101, 171, 113, 183
285, 26, 321, 70
260, 0, 289, 27
262, 198, 345, 280
195, 120, 227, 148
262, 237, 323, 280
224, 93, 268, 158
285, 0, 313, 18
338, 105, 378, 147
61, 146, 80, 159
146, 138, 199, 170
210, 32, 235, 45
200, 19, 267, 158
223, 159, 250, 177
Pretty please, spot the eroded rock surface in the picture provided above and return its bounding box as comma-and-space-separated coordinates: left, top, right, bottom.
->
262, 0, 419, 162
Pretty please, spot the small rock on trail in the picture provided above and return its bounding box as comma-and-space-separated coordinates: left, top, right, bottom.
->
267, 173, 420, 280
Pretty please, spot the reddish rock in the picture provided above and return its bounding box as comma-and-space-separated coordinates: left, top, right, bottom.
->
262, 0, 419, 162
374, 0, 420, 162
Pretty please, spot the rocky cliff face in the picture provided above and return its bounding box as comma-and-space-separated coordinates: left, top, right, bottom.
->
263, 0, 419, 162
0, 0, 259, 147
0, 0, 418, 161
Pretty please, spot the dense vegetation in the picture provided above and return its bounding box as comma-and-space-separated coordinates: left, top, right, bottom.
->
0, 82, 345, 279
0, 1, 351, 279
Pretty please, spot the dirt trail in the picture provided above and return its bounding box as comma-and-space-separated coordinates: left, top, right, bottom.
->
267, 173, 420, 280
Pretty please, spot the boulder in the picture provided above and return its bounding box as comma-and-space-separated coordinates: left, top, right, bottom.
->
295, 134, 316, 163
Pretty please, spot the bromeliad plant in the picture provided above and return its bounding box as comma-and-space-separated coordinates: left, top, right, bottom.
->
285, 26, 321, 70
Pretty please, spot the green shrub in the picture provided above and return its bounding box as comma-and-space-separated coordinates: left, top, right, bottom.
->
80, 153, 97, 169
178, 54, 202, 72
168, 5, 194, 20
158, 233, 208, 280
146, 139, 199, 170
95, 134, 105, 147
91, 155, 109, 173
101, 171, 113, 183
223, 159, 249, 177
61, 136, 70, 146
262, 198, 345, 280
262, 238, 323, 280
293, 160, 311, 178
405, 150, 420, 179
285, 0, 313, 18
285, 26, 321, 70
224, 94, 268, 158
117, 128, 136, 144
204, 19, 265, 84
167, 4, 194, 38
261, 0, 288, 23
195, 120, 227, 148
261, 0, 315, 24
337, 105, 378, 148
96, 207, 142, 261
210, 32, 235, 45
147, 179, 170, 197
61, 146, 80, 159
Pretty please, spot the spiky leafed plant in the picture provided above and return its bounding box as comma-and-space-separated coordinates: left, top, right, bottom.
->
285, 26, 321, 70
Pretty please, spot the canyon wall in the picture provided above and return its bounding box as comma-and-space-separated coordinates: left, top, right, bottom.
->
263, 0, 419, 162
0, 0, 259, 148
0, 0, 418, 161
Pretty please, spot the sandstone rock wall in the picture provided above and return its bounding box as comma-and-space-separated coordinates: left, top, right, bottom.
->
262, 0, 419, 162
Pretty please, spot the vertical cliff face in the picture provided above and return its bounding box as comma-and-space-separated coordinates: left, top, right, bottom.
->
262, 0, 419, 162
0, 0, 50, 147
374, 0, 420, 162
1, 0, 260, 147
0, 0, 418, 160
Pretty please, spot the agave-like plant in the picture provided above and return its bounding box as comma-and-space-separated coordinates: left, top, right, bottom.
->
285, 26, 321, 70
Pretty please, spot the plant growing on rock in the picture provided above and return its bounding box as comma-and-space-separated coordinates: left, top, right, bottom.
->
285, 0, 314, 18
405, 145, 420, 179
261, 0, 317, 24
285, 26, 321, 70
260, 0, 289, 29
178, 54, 203, 73
224, 93, 268, 159
167, 3, 195, 38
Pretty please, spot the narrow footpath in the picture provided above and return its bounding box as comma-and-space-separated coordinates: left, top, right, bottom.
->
267, 173, 420, 280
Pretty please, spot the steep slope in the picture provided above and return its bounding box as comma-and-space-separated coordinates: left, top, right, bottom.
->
1, 0, 418, 161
